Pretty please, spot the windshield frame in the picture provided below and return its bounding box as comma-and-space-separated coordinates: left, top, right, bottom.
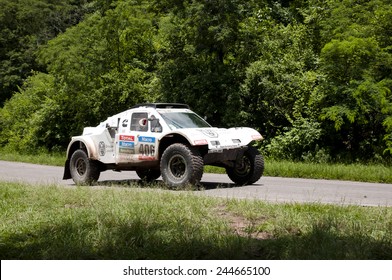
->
158, 111, 212, 129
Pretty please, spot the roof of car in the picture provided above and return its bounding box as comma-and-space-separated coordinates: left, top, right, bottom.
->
130, 103, 190, 109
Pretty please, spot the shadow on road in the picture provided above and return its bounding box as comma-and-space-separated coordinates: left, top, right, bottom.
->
93, 178, 246, 190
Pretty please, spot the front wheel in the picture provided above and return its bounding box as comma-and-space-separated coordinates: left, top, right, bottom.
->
226, 146, 264, 186
160, 143, 204, 187
69, 149, 100, 185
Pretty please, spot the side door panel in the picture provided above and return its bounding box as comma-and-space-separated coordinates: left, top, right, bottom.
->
115, 112, 158, 164
93, 129, 116, 163
115, 118, 135, 164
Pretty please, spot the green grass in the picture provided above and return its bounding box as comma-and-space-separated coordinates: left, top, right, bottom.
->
206, 159, 392, 183
264, 159, 392, 183
0, 149, 65, 166
1, 181, 391, 259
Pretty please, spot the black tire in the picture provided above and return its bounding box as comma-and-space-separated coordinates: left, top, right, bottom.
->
136, 169, 161, 182
226, 146, 264, 185
160, 143, 204, 187
69, 149, 100, 185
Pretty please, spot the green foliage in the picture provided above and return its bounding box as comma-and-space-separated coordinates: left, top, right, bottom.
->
239, 13, 320, 146
154, 0, 251, 126
265, 118, 324, 162
1, 0, 160, 150
315, 0, 392, 159
0, 0, 94, 105
1, 0, 392, 163
0, 73, 58, 151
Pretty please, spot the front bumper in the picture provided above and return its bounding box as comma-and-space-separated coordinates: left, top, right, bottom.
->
203, 146, 247, 166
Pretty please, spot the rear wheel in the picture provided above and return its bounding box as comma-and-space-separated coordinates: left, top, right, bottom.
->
69, 149, 100, 185
160, 143, 204, 187
226, 146, 264, 185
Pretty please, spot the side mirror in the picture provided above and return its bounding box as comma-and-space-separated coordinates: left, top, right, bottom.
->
149, 115, 162, 132
106, 117, 119, 129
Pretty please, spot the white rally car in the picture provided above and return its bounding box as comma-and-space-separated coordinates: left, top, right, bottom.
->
63, 103, 264, 187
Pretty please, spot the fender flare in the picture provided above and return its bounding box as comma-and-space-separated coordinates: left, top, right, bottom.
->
63, 137, 98, 180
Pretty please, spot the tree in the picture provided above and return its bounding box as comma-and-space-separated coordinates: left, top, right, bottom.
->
154, 0, 255, 127
1, 0, 391, 162
315, 0, 392, 159
0, 0, 160, 151
0, 0, 93, 105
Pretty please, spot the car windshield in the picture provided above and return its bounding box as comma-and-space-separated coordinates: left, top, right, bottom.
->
159, 112, 211, 129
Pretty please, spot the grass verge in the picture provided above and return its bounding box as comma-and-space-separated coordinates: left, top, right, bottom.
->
264, 159, 392, 183
1, 181, 391, 259
206, 159, 392, 183
0, 149, 65, 166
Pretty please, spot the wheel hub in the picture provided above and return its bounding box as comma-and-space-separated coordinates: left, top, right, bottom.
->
235, 156, 251, 177
168, 154, 186, 179
75, 158, 87, 176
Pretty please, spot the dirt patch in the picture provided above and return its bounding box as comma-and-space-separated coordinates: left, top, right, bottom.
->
214, 205, 273, 240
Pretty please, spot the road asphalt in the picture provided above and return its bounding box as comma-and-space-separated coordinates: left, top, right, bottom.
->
1, 160, 392, 206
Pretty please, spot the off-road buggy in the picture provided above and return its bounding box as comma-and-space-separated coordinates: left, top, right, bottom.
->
63, 103, 264, 187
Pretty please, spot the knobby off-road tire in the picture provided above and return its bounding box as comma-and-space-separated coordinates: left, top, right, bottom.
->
160, 143, 204, 188
226, 146, 264, 186
69, 149, 100, 185
136, 169, 161, 182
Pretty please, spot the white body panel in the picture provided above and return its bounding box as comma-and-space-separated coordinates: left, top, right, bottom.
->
65, 104, 263, 168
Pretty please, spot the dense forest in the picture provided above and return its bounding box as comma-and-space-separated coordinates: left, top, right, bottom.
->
0, 0, 391, 163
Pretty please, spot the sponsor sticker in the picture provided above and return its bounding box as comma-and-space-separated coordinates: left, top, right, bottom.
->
122, 119, 129, 127
138, 155, 156, 161
119, 148, 135, 154
119, 135, 135, 141
138, 136, 155, 143
117, 154, 133, 161
98, 141, 106, 156
119, 141, 135, 148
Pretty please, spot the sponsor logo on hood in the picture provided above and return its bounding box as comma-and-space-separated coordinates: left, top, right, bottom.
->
199, 129, 219, 138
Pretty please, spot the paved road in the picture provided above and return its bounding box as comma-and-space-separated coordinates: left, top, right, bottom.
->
1, 160, 392, 207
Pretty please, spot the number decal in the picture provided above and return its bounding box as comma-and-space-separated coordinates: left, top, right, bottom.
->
138, 136, 156, 160
139, 144, 156, 160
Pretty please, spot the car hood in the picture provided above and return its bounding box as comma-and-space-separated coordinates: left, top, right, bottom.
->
172, 127, 263, 150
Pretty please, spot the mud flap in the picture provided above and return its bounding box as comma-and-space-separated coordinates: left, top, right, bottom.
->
63, 159, 71, 179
